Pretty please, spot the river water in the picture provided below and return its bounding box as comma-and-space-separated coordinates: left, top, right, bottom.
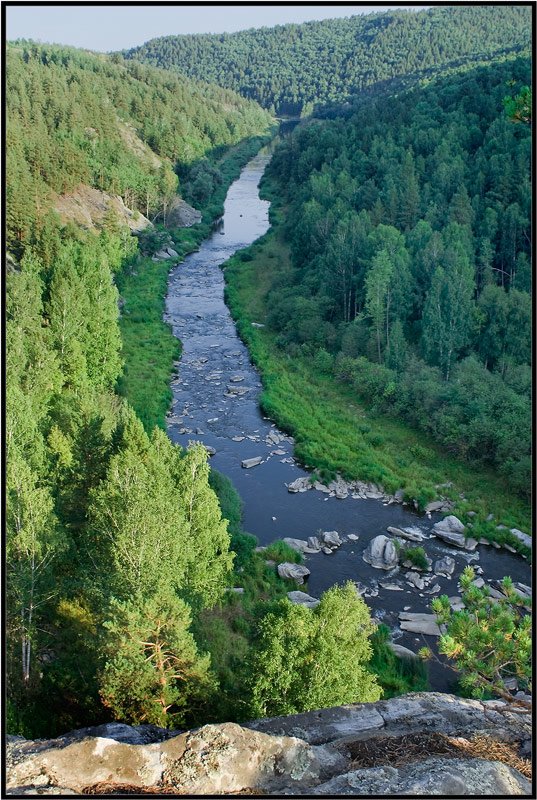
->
165, 152, 530, 692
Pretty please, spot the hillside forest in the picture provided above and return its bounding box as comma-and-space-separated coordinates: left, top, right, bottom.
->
125, 5, 532, 114
260, 57, 532, 500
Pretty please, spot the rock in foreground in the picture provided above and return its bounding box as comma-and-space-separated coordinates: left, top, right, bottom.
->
7, 694, 531, 795
310, 757, 531, 795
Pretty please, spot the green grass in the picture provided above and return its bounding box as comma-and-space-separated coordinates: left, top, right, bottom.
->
221, 202, 531, 544
370, 624, 429, 698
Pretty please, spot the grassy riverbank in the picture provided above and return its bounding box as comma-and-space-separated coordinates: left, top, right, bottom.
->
221, 181, 531, 549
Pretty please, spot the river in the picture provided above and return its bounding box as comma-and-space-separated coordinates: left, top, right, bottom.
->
165, 151, 530, 692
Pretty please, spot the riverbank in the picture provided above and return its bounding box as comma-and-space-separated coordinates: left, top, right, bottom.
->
221, 176, 531, 551
116, 134, 273, 432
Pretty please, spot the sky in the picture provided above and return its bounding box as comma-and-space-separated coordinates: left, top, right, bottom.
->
5, 4, 427, 52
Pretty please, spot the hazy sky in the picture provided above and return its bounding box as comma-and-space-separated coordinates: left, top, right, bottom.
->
6, 4, 428, 52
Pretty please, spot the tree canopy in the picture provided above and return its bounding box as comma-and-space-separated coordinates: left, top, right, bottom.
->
125, 6, 531, 115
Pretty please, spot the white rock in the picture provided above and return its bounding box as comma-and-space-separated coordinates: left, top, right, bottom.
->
277, 563, 311, 584
241, 456, 263, 469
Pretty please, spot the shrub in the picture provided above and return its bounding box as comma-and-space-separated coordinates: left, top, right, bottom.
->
404, 546, 429, 571
264, 540, 303, 564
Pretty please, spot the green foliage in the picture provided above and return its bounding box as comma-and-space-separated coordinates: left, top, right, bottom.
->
6, 39, 271, 736
256, 57, 531, 499
100, 592, 214, 728
503, 84, 532, 125
404, 546, 429, 571
263, 540, 303, 565
125, 6, 531, 115
6, 41, 272, 256
247, 583, 381, 718
369, 624, 429, 697
431, 567, 531, 703
223, 196, 530, 533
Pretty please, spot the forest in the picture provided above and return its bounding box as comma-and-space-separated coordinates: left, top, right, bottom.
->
124, 5, 531, 114
6, 41, 272, 258
254, 57, 531, 500
6, 42, 313, 737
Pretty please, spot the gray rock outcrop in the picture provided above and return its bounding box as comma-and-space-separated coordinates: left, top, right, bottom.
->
309, 757, 531, 795
241, 456, 263, 468
321, 530, 342, 547
434, 556, 456, 577
510, 528, 531, 549
432, 515, 469, 548
7, 694, 531, 796
398, 612, 442, 636
287, 590, 320, 608
283, 537, 321, 554
363, 535, 399, 569
163, 196, 202, 228
287, 476, 311, 493
387, 526, 424, 542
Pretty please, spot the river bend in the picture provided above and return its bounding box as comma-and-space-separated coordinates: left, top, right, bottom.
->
165, 153, 529, 692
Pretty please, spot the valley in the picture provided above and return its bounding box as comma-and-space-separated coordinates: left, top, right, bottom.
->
5, 6, 532, 775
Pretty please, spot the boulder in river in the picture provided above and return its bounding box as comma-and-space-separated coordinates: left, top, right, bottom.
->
321, 530, 342, 547
405, 571, 425, 590
387, 526, 424, 542
398, 612, 442, 636
283, 537, 320, 555
287, 591, 320, 609
313, 481, 331, 493
379, 579, 404, 591
287, 477, 311, 493
241, 456, 263, 469
363, 535, 399, 570
432, 528, 466, 549
277, 563, 311, 584
433, 515, 465, 534
434, 556, 455, 577
307, 536, 321, 550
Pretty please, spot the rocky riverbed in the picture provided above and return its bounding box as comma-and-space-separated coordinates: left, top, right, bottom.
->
165, 152, 531, 692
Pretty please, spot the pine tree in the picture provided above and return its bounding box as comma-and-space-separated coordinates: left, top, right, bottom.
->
99, 592, 214, 727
